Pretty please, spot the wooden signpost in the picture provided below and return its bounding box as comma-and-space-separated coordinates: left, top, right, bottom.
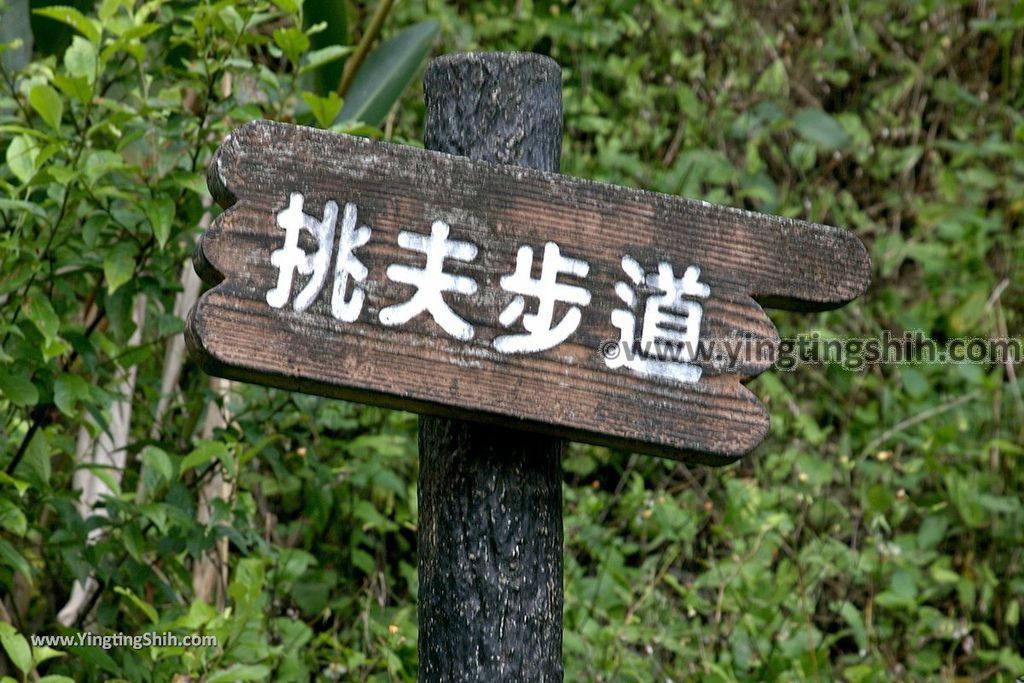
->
186, 52, 869, 681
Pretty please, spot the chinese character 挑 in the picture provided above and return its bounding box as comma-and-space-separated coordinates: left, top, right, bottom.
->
266, 192, 338, 312
265, 193, 371, 321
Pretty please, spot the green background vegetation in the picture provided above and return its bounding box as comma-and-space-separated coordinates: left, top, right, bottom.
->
1, 0, 1022, 680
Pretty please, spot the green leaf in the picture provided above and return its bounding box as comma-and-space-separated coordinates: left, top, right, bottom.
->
53, 374, 89, 416
0, 472, 31, 496
337, 21, 439, 127
272, 0, 300, 14
180, 441, 229, 474
141, 446, 175, 486
300, 45, 351, 77
23, 295, 60, 342
0, 372, 38, 406
52, 74, 91, 103
304, 1, 348, 94
0, 622, 31, 675
0, 198, 48, 220
142, 197, 175, 248
37, 676, 76, 683
273, 26, 310, 66
103, 242, 136, 294
112, 586, 158, 624
205, 665, 272, 683
64, 36, 98, 84
755, 58, 789, 98
16, 430, 50, 489
793, 108, 848, 149
6, 134, 39, 184
33, 5, 101, 44
82, 149, 126, 185
302, 90, 344, 129
29, 84, 63, 131
0, 498, 28, 536
32, 645, 65, 666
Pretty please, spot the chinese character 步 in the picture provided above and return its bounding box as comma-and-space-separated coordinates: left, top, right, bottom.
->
495, 242, 591, 354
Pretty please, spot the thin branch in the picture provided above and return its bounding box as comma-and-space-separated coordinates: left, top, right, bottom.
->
336, 0, 394, 98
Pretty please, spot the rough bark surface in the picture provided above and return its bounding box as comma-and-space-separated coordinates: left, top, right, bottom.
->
418, 52, 565, 683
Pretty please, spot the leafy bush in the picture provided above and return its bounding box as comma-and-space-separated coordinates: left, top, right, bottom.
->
1, 0, 1021, 681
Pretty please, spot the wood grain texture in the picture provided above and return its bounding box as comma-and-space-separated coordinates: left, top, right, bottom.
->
417, 52, 564, 683
187, 109, 870, 465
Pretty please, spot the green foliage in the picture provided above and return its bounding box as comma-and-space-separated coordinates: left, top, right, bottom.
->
1, 0, 1022, 681
1, 0, 428, 680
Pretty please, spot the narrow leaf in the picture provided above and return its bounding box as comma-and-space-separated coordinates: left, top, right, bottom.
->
336, 21, 439, 127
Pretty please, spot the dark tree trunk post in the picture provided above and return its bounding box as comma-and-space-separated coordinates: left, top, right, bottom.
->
418, 52, 565, 683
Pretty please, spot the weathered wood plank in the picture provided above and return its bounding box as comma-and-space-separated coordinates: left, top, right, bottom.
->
186, 119, 870, 464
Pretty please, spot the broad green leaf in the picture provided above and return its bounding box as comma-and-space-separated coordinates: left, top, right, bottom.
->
16, 430, 50, 489
64, 36, 98, 84
180, 441, 229, 474
273, 26, 309, 66
6, 134, 38, 184
37, 676, 75, 683
23, 295, 59, 342
337, 21, 439, 127
52, 74, 91, 103
793, 108, 848, 149
103, 242, 136, 294
302, 91, 344, 129
0, 372, 38, 406
141, 445, 175, 486
33, 5, 101, 43
29, 84, 63, 131
205, 665, 272, 683
82, 149, 126, 185
142, 197, 175, 247
53, 374, 89, 416
0, 498, 27, 536
0, 622, 31, 675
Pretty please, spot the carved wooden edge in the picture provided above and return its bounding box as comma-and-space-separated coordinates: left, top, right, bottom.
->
196, 120, 872, 310
185, 120, 872, 464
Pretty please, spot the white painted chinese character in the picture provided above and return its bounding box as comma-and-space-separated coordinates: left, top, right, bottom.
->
265, 193, 372, 321
607, 255, 711, 383
379, 220, 478, 340
330, 202, 372, 322
494, 242, 591, 354
267, 193, 338, 312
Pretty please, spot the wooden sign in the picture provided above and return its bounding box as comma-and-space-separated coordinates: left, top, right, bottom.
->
186, 120, 870, 465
